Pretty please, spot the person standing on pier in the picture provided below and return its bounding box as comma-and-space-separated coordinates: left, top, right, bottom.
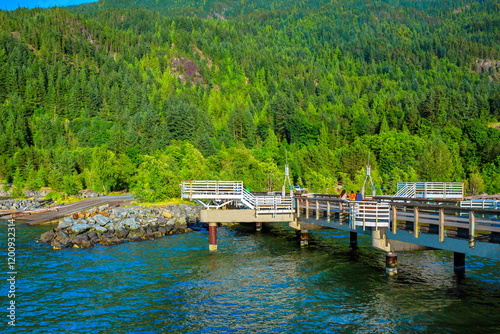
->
348, 191, 356, 201
340, 190, 347, 213
356, 190, 363, 201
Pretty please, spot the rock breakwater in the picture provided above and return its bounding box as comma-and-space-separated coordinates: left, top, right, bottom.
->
38, 204, 201, 249
0, 199, 53, 211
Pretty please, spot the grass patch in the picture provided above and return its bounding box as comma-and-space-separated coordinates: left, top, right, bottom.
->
130, 197, 194, 207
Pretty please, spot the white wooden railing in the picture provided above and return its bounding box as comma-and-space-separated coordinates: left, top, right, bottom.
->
460, 200, 500, 210
395, 182, 463, 199
391, 203, 500, 244
180, 180, 293, 213
180, 180, 244, 200
350, 202, 391, 230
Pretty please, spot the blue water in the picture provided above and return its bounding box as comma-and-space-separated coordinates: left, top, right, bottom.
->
1, 221, 499, 333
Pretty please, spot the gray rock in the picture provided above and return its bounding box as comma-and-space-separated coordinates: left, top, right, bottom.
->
175, 216, 187, 226
158, 226, 167, 236
72, 234, 93, 248
94, 214, 110, 226
39, 229, 56, 243
87, 231, 100, 243
111, 208, 129, 218
127, 231, 141, 241
55, 230, 71, 245
58, 218, 75, 229
71, 223, 92, 234
114, 228, 128, 239
122, 217, 140, 230
104, 222, 115, 231
93, 225, 107, 233
63, 216, 76, 224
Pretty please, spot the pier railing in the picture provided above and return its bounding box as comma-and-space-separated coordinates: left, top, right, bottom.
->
181, 180, 244, 200
295, 196, 499, 245
460, 200, 500, 210
255, 196, 294, 215
390, 202, 500, 244
395, 182, 463, 199
350, 202, 391, 230
180, 180, 293, 214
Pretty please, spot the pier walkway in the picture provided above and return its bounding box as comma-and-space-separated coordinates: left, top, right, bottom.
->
181, 180, 500, 274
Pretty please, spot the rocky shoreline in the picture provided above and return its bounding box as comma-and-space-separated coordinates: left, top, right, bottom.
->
38, 204, 201, 249
0, 198, 53, 211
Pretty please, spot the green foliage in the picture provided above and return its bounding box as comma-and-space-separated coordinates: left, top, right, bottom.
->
132, 154, 179, 202
44, 191, 65, 203
0, 0, 499, 200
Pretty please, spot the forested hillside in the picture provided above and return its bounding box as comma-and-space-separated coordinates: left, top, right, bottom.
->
0, 0, 499, 201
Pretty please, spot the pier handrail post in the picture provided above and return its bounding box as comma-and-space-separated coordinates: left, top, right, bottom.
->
439, 208, 445, 242
297, 198, 301, 218
315, 200, 319, 220
327, 201, 331, 222
469, 211, 476, 248
306, 199, 309, 219
413, 207, 419, 238
391, 205, 397, 234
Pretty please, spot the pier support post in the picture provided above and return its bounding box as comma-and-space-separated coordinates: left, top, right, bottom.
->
256, 222, 262, 232
350, 231, 358, 248
300, 229, 309, 247
208, 222, 217, 251
386, 252, 398, 276
454, 252, 465, 275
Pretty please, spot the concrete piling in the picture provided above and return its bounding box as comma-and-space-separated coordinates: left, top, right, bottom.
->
300, 229, 309, 247
386, 252, 398, 276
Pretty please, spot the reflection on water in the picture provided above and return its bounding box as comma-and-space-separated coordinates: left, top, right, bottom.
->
0, 222, 499, 333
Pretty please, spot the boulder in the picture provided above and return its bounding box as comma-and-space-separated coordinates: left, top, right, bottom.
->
72, 234, 93, 248
39, 229, 56, 243
122, 217, 140, 230
158, 226, 167, 236
136, 227, 148, 239
175, 216, 187, 226
87, 231, 101, 244
55, 230, 71, 245
114, 228, 128, 239
127, 231, 141, 241
146, 227, 154, 239
104, 222, 115, 231
99, 235, 123, 246
111, 208, 129, 219
51, 239, 70, 249
94, 214, 110, 226
92, 225, 107, 233
71, 222, 92, 234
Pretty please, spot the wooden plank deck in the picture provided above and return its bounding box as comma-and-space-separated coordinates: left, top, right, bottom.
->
1, 195, 134, 225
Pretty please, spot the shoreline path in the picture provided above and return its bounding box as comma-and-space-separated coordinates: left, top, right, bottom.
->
2, 195, 134, 225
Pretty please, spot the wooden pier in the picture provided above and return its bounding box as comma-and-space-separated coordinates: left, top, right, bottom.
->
181, 180, 500, 274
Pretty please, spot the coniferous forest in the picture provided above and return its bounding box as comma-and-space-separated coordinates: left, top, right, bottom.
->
0, 0, 499, 201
